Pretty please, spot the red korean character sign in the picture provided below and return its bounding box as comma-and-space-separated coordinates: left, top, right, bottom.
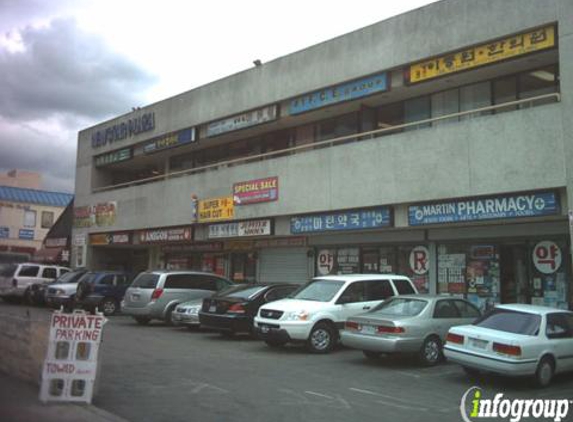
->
532, 241, 562, 274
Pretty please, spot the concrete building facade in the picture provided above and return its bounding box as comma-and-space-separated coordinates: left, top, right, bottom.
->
74, 0, 573, 311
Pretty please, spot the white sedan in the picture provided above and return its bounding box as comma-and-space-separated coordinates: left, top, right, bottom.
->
444, 304, 573, 387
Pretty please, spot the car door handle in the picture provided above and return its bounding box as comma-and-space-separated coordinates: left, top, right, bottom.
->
363, 306, 371, 310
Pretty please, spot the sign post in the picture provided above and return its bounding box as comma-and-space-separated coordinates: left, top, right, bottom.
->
39, 310, 107, 404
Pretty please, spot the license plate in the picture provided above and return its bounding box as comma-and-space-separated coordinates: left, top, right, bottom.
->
209, 305, 216, 312
261, 325, 270, 333
360, 325, 376, 335
131, 294, 140, 301
469, 338, 487, 350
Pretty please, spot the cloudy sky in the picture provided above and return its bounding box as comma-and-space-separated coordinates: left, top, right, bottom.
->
0, 0, 438, 193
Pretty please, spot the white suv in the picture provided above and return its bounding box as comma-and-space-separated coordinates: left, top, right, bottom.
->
254, 274, 418, 353
0, 262, 70, 303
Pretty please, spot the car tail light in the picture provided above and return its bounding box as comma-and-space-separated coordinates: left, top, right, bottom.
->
377, 326, 405, 334
493, 342, 522, 357
151, 288, 164, 300
227, 303, 246, 314
345, 321, 360, 330
446, 332, 464, 345
12, 278, 17, 287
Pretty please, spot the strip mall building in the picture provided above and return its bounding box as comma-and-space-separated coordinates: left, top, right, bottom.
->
74, 0, 573, 311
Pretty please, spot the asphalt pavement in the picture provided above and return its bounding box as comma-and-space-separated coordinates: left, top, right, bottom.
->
0, 371, 129, 422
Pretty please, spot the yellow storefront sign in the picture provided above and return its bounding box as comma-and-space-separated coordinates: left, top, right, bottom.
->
408, 25, 555, 84
198, 196, 234, 222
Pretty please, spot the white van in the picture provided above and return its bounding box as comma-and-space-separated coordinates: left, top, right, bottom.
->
0, 262, 70, 303
254, 274, 418, 353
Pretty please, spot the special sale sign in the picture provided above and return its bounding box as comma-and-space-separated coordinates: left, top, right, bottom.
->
233, 177, 279, 205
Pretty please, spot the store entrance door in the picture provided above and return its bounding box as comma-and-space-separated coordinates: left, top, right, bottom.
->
500, 245, 530, 304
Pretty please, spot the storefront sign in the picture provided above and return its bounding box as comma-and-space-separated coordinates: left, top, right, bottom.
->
408, 191, 559, 226
233, 176, 279, 205
73, 202, 118, 228
162, 242, 224, 253
40, 310, 107, 404
91, 112, 155, 148
138, 227, 193, 244
89, 232, 131, 246
533, 241, 562, 274
225, 241, 255, 251
208, 219, 272, 239
73, 233, 86, 247
198, 196, 234, 222
45, 238, 67, 248
317, 249, 335, 275
94, 148, 132, 167
409, 246, 430, 275
290, 71, 389, 115
142, 128, 196, 154
254, 237, 306, 248
0, 227, 9, 239
408, 25, 555, 84
207, 105, 278, 137
291, 207, 391, 234
19, 229, 34, 240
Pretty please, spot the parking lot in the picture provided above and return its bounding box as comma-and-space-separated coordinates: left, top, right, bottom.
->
2, 302, 573, 422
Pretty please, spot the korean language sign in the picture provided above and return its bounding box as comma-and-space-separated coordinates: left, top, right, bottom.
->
290, 207, 391, 234
408, 25, 555, 84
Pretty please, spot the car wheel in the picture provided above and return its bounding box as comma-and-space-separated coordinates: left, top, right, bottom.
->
363, 350, 381, 360
99, 298, 118, 316
164, 307, 175, 325
134, 317, 151, 325
307, 322, 336, 354
419, 336, 442, 366
535, 356, 555, 388
264, 339, 287, 348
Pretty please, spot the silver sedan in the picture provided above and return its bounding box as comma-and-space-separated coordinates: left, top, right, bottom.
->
171, 299, 203, 328
340, 295, 481, 365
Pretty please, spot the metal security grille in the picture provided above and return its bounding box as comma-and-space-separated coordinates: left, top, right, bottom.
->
258, 248, 310, 284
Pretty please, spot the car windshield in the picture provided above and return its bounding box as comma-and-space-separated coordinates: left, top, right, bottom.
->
370, 298, 428, 316
291, 280, 345, 302
223, 285, 267, 300
54, 271, 83, 284
0, 264, 16, 277
130, 273, 160, 289
473, 309, 541, 336
77, 272, 99, 284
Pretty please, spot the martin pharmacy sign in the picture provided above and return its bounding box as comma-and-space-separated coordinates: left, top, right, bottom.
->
408, 191, 559, 226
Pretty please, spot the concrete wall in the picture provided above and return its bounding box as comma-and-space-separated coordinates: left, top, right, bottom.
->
73, 101, 566, 234
0, 312, 48, 385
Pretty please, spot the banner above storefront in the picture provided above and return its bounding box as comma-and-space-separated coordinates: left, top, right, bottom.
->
90, 232, 131, 246
208, 219, 272, 239
207, 105, 278, 137
138, 226, 193, 244
142, 127, 195, 154
198, 196, 234, 223
290, 71, 389, 115
408, 24, 556, 84
94, 148, 132, 167
290, 207, 392, 234
233, 177, 278, 205
408, 191, 560, 226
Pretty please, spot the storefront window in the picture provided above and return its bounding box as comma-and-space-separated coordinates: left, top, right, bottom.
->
438, 243, 501, 312
398, 245, 430, 294
316, 248, 360, 275
230, 253, 256, 283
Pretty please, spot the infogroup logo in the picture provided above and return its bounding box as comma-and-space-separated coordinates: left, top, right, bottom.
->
460, 387, 571, 422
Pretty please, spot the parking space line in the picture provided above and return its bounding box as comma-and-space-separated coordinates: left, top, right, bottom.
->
305, 391, 334, 399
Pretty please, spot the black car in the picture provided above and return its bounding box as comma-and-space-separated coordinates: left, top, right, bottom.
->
199, 283, 298, 335
75, 271, 133, 316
